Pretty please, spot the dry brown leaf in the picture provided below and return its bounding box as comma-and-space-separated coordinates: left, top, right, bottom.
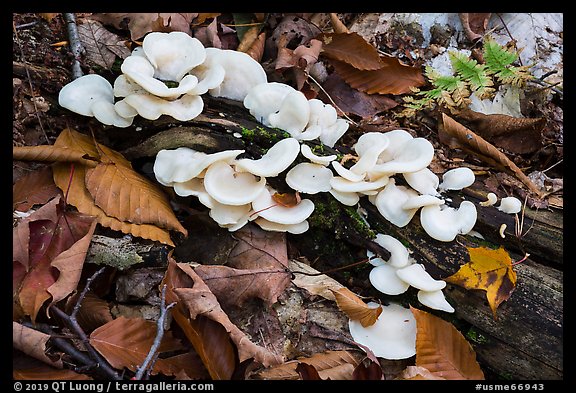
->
243, 31, 266, 62
396, 365, 446, 380
236, 25, 261, 52
321, 32, 382, 71
329, 13, 349, 34
251, 350, 361, 380
13, 166, 61, 211
331, 287, 382, 327
162, 257, 236, 380
90, 13, 196, 41
289, 259, 345, 301
457, 108, 546, 154
13, 145, 99, 167
13, 353, 92, 380
439, 113, 543, 197
459, 13, 492, 42
77, 19, 131, 70
272, 191, 301, 207
89, 316, 184, 376
164, 257, 284, 372
66, 292, 113, 333
412, 306, 485, 380
13, 322, 63, 369
330, 57, 426, 95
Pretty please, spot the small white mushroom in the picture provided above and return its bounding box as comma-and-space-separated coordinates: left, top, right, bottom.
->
371, 137, 435, 176
373, 234, 410, 268
497, 196, 522, 214
251, 187, 315, 225
395, 263, 446, 292
403, 168, 440, 196
254, 217, 310, 234
234, 137, 300, 177
353, 132, 391, 157
402, 194, 445, 210
123, 93, 204, 121
377, 129, 414, 163
203, 161, 266, 206
417, 289, 455, 313
243, 82, 295, 126
348, 302, 416, 360
58, 74, 115, 117
330, 174, 390, 193
90, 100, 135, 128
373, 179, 420, 228
350, 140, 390, 175
480, 192, 498, 207
268, 90, 311, 136
300, 144, 337, 166
439, 167, 476, 191
331, 161, 366, 183
369, 264, 410, 295
419, 200, 478, 242
329, 189, 360, 206
208, 201, 252, 227
318, 119, 349, 148
285, 163, 333, 194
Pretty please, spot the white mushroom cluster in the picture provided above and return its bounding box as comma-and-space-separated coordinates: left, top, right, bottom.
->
153, 138, 314, 234
367, 234, 454, 313
58, 31, 267, 127
243, 82, 349, 147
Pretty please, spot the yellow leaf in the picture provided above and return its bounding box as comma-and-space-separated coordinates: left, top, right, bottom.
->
331, 287, 382, 327
445, 246, 517, 319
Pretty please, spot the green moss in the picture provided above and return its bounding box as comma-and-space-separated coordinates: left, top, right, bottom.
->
466, 327, 491, 345
239, 125, 290, 144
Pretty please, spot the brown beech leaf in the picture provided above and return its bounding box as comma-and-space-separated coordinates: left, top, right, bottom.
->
251, 350, 361, 380
13, 195, 97, 323
13, 353, 91, 380
66, 292, 113, 333
13, 166, 61, 211
90, 13, 196, 41
89, 316, 184, 376
13, 145, 99, 167
439, 113, 543, 197
457, 108, 546, 154
164, 258, 284, 372
396, 365, 446, 380
272, 191, 301, 207
352, 358, 384, 380
412, 306, 485, 380
77, 19, 131, 70
162, 258, 236, 380
321, 32, 383, 70
13, 322, 63, 369
331, 287, 382, 327
330, 57, 426, 95
445, 246, 517, 319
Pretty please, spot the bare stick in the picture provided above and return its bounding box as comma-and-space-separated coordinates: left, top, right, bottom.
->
63, 13, 84, 79
134, 284, 176, 380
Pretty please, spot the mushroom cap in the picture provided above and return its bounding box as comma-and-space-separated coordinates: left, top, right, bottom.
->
369, 264, 410, 295
373, 179, 420, 227
373, 234, 410, 268
353, 132, 391, 157
330, 174, 390, 193
417, 289, 455, 313
377, 129, 415, 163
402, 194, 445, 210
331, 161, 366, 183
171, 177, 215, 208
243, 82, 295, 127
420, 200, 477, 242
318, 119, 349, 148
371, 137, 435, 176
208, 201, 252, 227
203, 161, 266, 206
329, 189, 360, 206
141, 31, 206, 82
403, 168, 440, 196
251, 187, 315, 225
183, 61, 226, 96
439, 167, 476, 191
348, 302, 416, 360
480, 192, 498, 207
350, 139, 390, 175
234, 137, 300, 177
395, 263, 446, 292
285, 163, 333, 194
300, 144, 337, 166
268, 90, 311, 135
497, 196, 522, 214
90, 100, 134, 128
58, 74, 114, 117
123, 93, 204, 121
254, 217, 310, 234
203, 47, 268, 101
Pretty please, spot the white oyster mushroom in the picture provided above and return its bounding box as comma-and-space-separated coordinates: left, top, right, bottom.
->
498, 196, 523, 214
350, 140, 390, 176
268, 90, 310, 135
171, 178, 215, 209
208, 201, 252, 227
234, 137, 300, 177
353, 132, 391, 157
300, 144, 337, 166
254, 217, 310, 234
329, 189, 360, 206
369, 264, 410, 295
420, 200, 478, 242
318, 119, 349, 148
373, 234, 410, 268
286, 163, 333, 194
417, 289, 455, 313
330, 174, 390, 193
123, 93, 205, 121
90, 100, 135, 128
376, 129, 414, 163
251, 187, 315, 225
373, 179, 420, 228
439, 167, 476, 191
200, 47, 268, 101
303, 99, 349, 145
480, 192, 498, 207
395, 263, 447, 292
348, 302, 416, 360
403, 168, 440, 196
243, 82, 295, 126
371, 137, 435, 176
331, 161, 366, 182
203, 161, 266, 206
402, 194, 445, 210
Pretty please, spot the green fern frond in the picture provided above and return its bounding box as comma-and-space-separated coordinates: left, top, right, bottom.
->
449, 51, 494, 98
483, 36, 533, 86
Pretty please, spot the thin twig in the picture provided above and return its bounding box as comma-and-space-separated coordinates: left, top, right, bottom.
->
70, 267, 106, 320
134, 284, 176, 380
63, 13, 84, 79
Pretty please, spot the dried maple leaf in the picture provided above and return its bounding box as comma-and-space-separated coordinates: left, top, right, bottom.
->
331, 287, 382, 327
412, 306, 485, 380
445, 246, 517, 319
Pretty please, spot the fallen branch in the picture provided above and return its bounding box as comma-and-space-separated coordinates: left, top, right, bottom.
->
63, 13, 84, 80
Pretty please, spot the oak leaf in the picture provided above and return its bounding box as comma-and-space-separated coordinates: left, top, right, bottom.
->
445, 246, 517, 319
331, 287, 382, 327
412, 306, 485, 380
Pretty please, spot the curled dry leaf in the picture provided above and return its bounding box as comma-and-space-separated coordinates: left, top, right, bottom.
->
412, 306, 485, 380
331, 287, 382, 327
13, 321, 63, 369
439, 113, 543, 197
396, 365, 446, 380
459, 13, 492, 42
321, 32, 382, 71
